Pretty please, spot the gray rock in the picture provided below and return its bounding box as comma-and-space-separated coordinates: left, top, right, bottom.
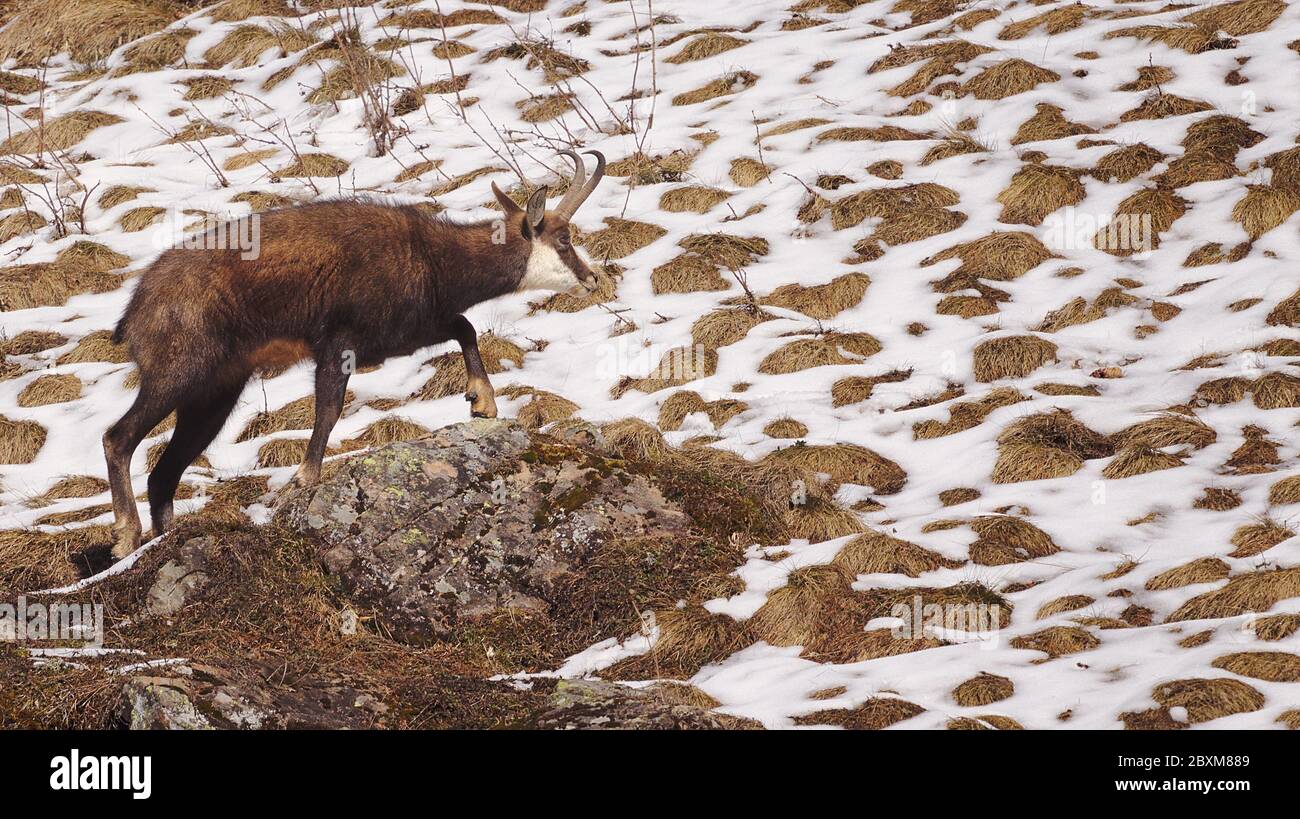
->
275, 419, 695, 643
145, 536, 212, 617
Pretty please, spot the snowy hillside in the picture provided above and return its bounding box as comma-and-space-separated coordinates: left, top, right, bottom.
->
0, 0, 1298, 729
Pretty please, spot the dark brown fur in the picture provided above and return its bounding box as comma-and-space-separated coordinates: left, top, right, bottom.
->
104, 193, 594, 557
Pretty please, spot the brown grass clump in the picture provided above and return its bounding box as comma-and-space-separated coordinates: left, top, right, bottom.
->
832, 530, 962, 577
996, 164, 1084, 226
758, 333, 881, 375
1095, 187, 1187, 256
961, 58, 1060, 100
1, 330, 65, 358
579, 218, 665, 260
659, 185, 730, 214
1266, 286, 1300, 326
181, 76, 234, 101
1232, 185, 1300, 240
0, 211, 45, 243
972, 336, 1057, 382
1152, 678, 1265, 723
1037, 595, 1094, 620
912, 388, 1026, 439
29, 475, 109, 508
754, 272, 870, 320
1168, 567, 1300, 622
817, 125, 933, 143
1113, 412, 1215, 450
1102, 446, 1185, 479
690, 307, 773, 349
16, 373, 81, 407
1183, 115, 1264, 160
1268, 474, 1300, 506
1146, 558, 1230, 591
939, 487, 979, 506
1194, 487, 1241, 511
676, 233, 769, 269
224, 149, 278, 173
0, 0, 181, 66
1120, 93, 1211, 122
1230, 519, 1295, 558
763, 417, 808, 439
921, 132, 990, 166
992, 410, 1113, 484
870, 207, 966, 246
761, 117, 831, 138
1104, 25, 1237, 55
764, 443, 906, 495
1253, 614, 1299, 641
55, 330, 128, 366
1278, 711, 1300, 729
1010, 626, 1099, 659
1253, 372, 1300, 409
608, 606, 752, 680
671, 70, 758, 106
1224, 426, 1280, 475
413, 334, 524, 401
794, 698, 925, 730
338, 417, 430, 451
1181, 0, 1285, 36
118, 206, 166, 233
98, 185, 154, 210
1154, 152, 1239, 189
787, 496, 867, 543
600, 418, 670, 462
657, 391, 707, 432
277, 153, 350, 178
1012, 103, 1095, 145
665, 32, 746, 64
1265, 147, 1300, 192
0, 415, 46, 464
1194, 376, 1252, 406
0, 110, 123, 157
952, 672, 1013, 707
617, 346, 719, 396
831, 369, 911, 408
968, 515, 1060, 565
728, 157, 769, 187
921, 231, 1055, 282
831, 183, 960, 230
1092, 143, 1165, 183
1212, 651, 1300, 683
652, 254, 727, 295
203, 22, 316, 68
605, 150, 696, 185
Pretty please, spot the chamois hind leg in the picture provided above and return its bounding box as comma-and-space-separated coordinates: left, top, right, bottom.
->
104, 383, 182, 559
290, 340, 352, 489
146, 382, 245, 536
452, 315, 497, 419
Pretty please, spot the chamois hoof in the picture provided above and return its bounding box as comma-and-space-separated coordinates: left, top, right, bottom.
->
111, 533, 141, 560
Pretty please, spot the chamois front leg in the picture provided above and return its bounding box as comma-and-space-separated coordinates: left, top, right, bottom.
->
291, 339, 352, 489
452, 316, 497, 419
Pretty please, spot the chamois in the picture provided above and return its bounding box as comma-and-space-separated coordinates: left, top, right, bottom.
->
103, 150, 606, 558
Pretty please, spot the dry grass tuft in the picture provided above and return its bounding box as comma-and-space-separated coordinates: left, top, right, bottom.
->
922, 231, 1055, 282
1266, 286, 1300, 326
1194, 487, 1242, 511
913, 387, 1026, 439
1253, 614, 1299, 641
992, 410, 1112, 483
1037, 595, 1093, 619
1120, 93, 1211, 122
1102, 446, 1185, 479
968, 514, 1059, 565
666, 32, 746, 64
817, 125, 932, 144
1012, 103, 1095, 145
600, 418, 670, 462
0, 0, 181, 66
831, 369, 911, 408
413, 334, 524, 401
652, 254, 727, 295
952, 672, 1013, 707
999, 3, 1087, 39
0, 415, 47, 464
752, 272, 870, 320
1092, 143, 1165, 183
996, 164, 1084, 226
938, 487, 979, 506
671, 70, 758, 106
727, 157, 769, 187
16, 373, 81, 407
758, 332, 881, 375
832, 530, 962, 577
1152, 678, 1265, 723
972, 335, 1057, 382
1105, 25, 1237, 55
1168, 567, 1300, 622
1253, 372, 1300, 409
611, 605, 752, 680
277, 153, 350, 178
1181, 0, 1285, 36
1212, 651, 1300, 682
763, 417, 808, 439
55, 330, 127, 365
1095, 187, 1187, 256
690, 306, 772, 349
831, 183, 960, 230
1230, 519, 1295, 558
1232, 185, 1300, 240
764, 442, 906, 495
794, 698, 925, 730
1268, 474, 1300, 506
1010, 626, 1099, 659
203, 22, 316, 68
1146, 558, 1230, 591
1113, 412, 1216, 451
659, 185, 730, 214
0, 110, 124, 157
580, 218, 665, 260
339, 417, 430, 451
962, 58, 1059, 100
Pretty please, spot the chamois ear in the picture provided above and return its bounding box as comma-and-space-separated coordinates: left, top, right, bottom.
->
524, 186, 548, 236
491, 182, 522, 215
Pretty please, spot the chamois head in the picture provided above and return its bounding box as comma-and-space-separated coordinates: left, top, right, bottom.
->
492, 149, 605, 295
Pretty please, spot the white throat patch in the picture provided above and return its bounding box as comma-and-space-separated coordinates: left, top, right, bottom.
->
517, 241, 578, 292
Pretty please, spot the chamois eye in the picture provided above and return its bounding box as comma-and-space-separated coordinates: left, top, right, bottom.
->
558, 232, 571, 247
